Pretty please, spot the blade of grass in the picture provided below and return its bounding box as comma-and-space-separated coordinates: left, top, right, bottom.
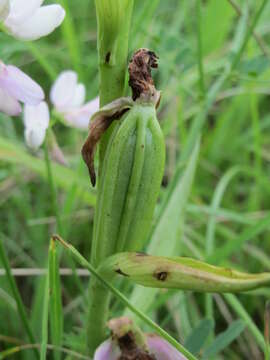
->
181, 0, 268, 164
224, 294, 266, 351
0, 235, 39, 359
26, 42, 57, 81
0, 136, 96, 206
48, 239, 63, 360
205, 167, 241, 320
40, 269, 49, 360
196, 0, 205, 98
54, 235, 198, 360
58, 0, 83, 78
208, 211, 270, 264
44, 137, 63, 358
226, 0, 269, 56
265, 301, 270, 360
44, 136, 63, 235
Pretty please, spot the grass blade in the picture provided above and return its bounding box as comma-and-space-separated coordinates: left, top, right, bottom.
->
0, 136, 96, 206
54, 235, 198, 360
49, 239, 63, 360
224, 294, 265, 350
184, 319, 214, 355
0, 236, 39, 359
202, 320, 246, 359
41, 270, 50, 360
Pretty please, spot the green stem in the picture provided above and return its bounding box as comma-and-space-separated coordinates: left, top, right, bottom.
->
97, 0, 134, 160
55, 235, 198, 360
87, 0, 134, 354
0, 236, 39, 359
44, 134, 63, 235
44, 136, 63, 357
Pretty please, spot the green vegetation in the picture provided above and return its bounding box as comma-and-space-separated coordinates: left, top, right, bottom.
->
1, 0, 270, 359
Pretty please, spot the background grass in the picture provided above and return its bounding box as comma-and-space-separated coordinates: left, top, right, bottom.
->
0, 0, 270, 358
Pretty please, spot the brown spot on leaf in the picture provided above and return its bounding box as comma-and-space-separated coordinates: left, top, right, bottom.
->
105, 52, 111, 63
136, 252, 148, 257
155, 271, 168, 281
115, 268, 129, 277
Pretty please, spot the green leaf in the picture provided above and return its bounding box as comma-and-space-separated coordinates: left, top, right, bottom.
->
184, 319, 214, 355
201, 0, 234, 55
202, 320, 246, 359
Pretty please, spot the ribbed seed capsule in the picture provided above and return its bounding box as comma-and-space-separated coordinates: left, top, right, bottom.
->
93, 104, 165, 266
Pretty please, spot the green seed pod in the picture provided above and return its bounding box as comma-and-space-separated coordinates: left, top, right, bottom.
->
93, 102, 165, 265
82, 49, 165, 266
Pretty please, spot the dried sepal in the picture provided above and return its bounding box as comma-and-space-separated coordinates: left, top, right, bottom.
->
81, 97, 133, 186
128, 48, 159, 101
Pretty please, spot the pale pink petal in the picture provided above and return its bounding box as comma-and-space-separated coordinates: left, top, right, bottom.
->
24, 127, 46, 150
0, 87, 21, 116
147, 334, 187, 360
0, 64, 44, 105
24, 102, 49, 130
63, 108, 91, 130
50, 70, 77, 109
6, 4, 65, 41
84, 96, 100, 114
94, 339, 121, 360
5, 0, 43, 26
63, 97, 99, 129
70, 83, 86, 107
0, 0, 10, 21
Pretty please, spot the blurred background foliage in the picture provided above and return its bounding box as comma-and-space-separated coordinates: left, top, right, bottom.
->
0, 0, 270, 358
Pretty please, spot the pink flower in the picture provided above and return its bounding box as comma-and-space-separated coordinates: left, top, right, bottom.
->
50, 70, 99, 130
24, 101, 49, 149
94, 334, 187, 360
0, 61, 44, 116
2, 0, 65, 41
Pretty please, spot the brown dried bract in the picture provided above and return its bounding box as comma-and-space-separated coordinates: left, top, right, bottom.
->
117, 332, 156, 360
128, 48, 159, 101
81, 108, 128, 186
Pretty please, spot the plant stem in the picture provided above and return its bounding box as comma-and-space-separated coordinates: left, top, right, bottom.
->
55, 235, 198, 360
97, 0, 134, 161
44, 135, 63, 235
87, 1, 134, 354
44, 136, 63, 357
